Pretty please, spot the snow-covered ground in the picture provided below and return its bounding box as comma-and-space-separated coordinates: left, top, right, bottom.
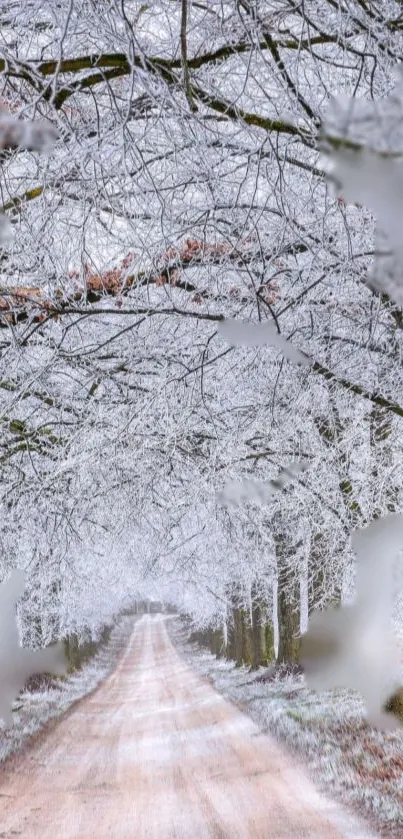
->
0, 614, 377, 839
174, 620, 403, 838
0, 616, 134, 766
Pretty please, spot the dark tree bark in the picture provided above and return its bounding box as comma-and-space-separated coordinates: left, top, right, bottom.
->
233, 605, 244, 666
265, 620, 275, 662
210, 627, 224, 658
251, 585, 268, 669
277, 578, 301, 664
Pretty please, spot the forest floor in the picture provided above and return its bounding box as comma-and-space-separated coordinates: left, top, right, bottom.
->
174, 621, 403, 839
0, 615, 134, 767
0, 614, 376, 838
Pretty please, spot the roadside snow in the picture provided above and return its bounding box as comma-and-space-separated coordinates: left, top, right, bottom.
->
173, 620, 403, 838
0, 616, 134, 766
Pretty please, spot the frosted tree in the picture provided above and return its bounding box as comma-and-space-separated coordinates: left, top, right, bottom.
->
0, 0, 403, 680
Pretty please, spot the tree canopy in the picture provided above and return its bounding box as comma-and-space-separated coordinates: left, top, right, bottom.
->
0, 0, 403, 653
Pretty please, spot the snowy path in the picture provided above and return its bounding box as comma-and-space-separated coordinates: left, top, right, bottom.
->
0, 614, 377, 838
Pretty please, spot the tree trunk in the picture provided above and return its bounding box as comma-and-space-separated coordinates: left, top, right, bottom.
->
265, 620, 275, 662
308, 534, 324, 615
251, 590, 268, 669
64, 633, 80, 672
210, 628, 224, 657
226, 620, 236, 661
242, 611, 253, 666
277, 583, 301, 664
233, 606, 244, 666
273, 524, 301, 665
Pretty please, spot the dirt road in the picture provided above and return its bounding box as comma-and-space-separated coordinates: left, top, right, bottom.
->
0, 615, 376, 838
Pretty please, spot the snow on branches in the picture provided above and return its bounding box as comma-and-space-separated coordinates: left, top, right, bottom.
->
1, 0, 403, 698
